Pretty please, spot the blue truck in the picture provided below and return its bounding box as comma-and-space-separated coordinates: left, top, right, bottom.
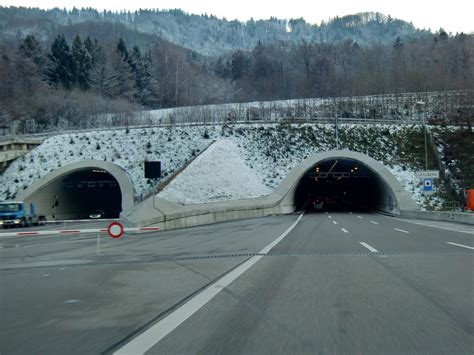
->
0, 201, 46, 228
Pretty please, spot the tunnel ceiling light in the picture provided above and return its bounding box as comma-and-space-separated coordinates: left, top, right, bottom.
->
328, 160, 338, 174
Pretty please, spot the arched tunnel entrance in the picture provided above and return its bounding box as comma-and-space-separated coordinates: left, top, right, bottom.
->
19, 160, 135, 220
57, 169, 122, 219
294, 158, 396, 213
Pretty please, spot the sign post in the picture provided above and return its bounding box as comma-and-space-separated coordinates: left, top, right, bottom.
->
423, 178, 433, 194
416, 170, 439, 195
415, 170, 439, 179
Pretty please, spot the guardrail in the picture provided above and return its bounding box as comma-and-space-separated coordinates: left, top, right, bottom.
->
399, 210, 474, 225
0, 117, 426, 142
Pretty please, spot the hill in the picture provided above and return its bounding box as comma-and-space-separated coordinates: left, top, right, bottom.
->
0, 7, 426, 55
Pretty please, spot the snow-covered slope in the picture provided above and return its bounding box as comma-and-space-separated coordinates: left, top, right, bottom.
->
1, 123, 446, 209
159, 139, 272, 204
0, 126, 217, 200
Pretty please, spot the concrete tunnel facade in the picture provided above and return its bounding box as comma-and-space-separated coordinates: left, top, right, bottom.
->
123, 150, 418, 229
278, 150, 417, 214
16, 150, 416, 226
18, 160, 135, 220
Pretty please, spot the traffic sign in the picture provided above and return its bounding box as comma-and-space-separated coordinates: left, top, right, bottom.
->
423, 178, 433, 193
108, 221, 124, 239
416, 170, 439, 179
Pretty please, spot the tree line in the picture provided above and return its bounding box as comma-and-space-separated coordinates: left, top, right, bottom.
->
216, 31, 473, 102
0, 29, 472, 133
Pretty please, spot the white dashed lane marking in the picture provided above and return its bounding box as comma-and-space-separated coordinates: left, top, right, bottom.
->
446, 242, 474, 250
341, 228, 349, 233
394, 228, 409, 234
359, 242, 379, 253
333, 221, 338, 225
357, 216, 363, 219
370, 221, 378, 225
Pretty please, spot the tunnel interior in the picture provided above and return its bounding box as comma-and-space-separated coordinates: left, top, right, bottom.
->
294, 158, 396, 213
32, 168, 123, 220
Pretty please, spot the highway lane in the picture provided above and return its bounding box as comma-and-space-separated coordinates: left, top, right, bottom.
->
127, 212, 474, 355
1, 212, 473, 354
0, 215, 298, 355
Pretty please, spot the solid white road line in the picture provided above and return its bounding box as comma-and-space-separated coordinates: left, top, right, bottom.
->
341, 228, 349, 233
333, 221, 338, 225
370, 221, 378, 225
381, 216, 474, 235
446, 242, 474, 250
114, 213, 305, 355
394, 228, 409, 234
359, 242, 379, 253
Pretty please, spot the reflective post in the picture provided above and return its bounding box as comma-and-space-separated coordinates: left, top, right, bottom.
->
96, 232, 101, 255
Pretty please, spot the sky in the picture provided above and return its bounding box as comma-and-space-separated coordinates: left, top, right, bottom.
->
2, 0, 473, 34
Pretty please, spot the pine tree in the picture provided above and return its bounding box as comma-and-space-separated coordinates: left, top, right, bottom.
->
18, 34, 44, 68
45, 34, 75, 89
71, 35, 93, 90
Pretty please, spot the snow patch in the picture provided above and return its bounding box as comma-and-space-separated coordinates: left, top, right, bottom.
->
159, 139, 272, 204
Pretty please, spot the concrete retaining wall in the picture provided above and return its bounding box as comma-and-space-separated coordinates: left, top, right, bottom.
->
400, 210, 474, 225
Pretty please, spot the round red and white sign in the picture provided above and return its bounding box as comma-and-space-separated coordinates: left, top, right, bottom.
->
107, 222, 124, 239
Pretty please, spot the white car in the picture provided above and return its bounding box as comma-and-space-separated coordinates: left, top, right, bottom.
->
89, 210, 104, 219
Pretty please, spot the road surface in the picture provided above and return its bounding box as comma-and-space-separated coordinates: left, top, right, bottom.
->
0, 213, 473, 354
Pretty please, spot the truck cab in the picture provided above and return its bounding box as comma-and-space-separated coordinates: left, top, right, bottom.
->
0, 201, 45, 228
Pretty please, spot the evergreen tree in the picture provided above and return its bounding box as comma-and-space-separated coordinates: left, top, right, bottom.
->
71, 35, 93, 90
18, 34, 44, 68
116, 37, 129, 60
45, 34, 75, 89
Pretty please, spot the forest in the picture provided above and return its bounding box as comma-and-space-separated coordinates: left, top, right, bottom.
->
0, 8, 472, 133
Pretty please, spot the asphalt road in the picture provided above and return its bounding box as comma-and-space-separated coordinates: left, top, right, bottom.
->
0, 213, 473, 354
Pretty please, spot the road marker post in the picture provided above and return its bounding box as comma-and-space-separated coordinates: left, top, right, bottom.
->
96, 232, 101, 255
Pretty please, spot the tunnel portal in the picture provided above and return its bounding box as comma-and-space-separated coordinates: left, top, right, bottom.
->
294, 158, 396, 213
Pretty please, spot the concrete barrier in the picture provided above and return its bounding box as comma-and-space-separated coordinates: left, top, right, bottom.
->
400, 210, 474, 225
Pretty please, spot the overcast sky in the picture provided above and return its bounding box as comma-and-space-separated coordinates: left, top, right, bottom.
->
2, 0, 472, 34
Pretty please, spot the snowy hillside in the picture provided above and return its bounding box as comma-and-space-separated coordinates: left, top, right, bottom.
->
92, 90, 470, 128
161, 123, 426, 206
0, 126, 218, 200
1, 123, 451, 209
159, 140, 272, 204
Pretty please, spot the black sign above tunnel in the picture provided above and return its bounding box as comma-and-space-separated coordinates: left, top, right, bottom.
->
144, 161, 161, 179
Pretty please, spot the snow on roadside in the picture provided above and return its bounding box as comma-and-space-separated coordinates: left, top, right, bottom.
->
387, 166, 423, 207
159, 139, 272, 204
